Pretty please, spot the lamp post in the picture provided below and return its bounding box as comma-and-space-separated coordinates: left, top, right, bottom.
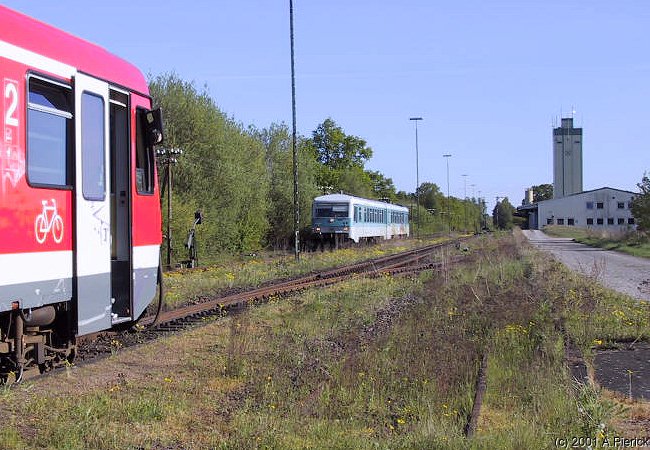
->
471, 183, 476, 232
461, 174, 468, 232
156, 147, 183, 269
443, 154, 452, 234
478, 190, 483, 230
409, 117, 422, 239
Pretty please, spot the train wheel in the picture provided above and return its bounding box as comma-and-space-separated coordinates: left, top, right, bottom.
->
0, 358, 23, 385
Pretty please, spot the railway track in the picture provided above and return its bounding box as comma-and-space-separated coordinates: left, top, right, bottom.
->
71, 237, 471, 368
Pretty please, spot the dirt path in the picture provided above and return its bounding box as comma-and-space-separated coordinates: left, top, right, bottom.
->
521, 229, 650, 302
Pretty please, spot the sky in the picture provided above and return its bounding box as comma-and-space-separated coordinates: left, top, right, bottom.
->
4, 1, 649, 212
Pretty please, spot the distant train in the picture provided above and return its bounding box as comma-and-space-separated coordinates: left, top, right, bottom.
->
0, 6, 164, 381
311, 194, 409, 244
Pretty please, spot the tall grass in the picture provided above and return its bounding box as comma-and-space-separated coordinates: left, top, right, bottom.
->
1, 233, 646, 448
161, 237, 439, 309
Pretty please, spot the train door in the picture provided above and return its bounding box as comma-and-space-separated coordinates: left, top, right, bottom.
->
74, 73, 111, 336
109, 89, 132, 324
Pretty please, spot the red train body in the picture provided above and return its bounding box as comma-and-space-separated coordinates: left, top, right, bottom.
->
0, 6, 163, 379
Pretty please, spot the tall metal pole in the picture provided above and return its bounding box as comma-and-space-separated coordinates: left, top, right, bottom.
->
443, 154, 452, 234
290, 0, 300, 260
478, 190, 483, 230
471, 183, 476, 232
409, 117, 422, 239
167, 160, 172, 268
462, 174, 468, 232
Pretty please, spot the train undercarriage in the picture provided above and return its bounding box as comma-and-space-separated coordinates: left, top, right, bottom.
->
0, 304, 76, 383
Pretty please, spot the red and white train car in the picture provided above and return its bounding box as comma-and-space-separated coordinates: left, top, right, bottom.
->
0, 6, 163, 379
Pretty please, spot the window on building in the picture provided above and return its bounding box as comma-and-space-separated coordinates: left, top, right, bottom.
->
557, 218, 564, 225
607, 218, 614, 225
586, 218, 594, 225
597, 218, 604, 225
629, 218, 635, 225
628, 201, 633, 209
617, 218, 625, 225
567, 218, 575, 226
617, 202, 625, 209
546, 218, 553, 225
27, 77, 73, 187
586, 202, 594, 209
596, 202, 604, 209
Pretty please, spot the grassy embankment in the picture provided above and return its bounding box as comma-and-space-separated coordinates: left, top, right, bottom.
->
543, 225, 650, 258
1, 232, 648, 449
160, 236, 447, 310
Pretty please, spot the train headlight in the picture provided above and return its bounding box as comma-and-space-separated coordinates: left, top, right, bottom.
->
343, 227, 349, 231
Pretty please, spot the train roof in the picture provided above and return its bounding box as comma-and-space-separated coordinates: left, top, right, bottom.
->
0, 6, 149, 95
314, 194, 408, 212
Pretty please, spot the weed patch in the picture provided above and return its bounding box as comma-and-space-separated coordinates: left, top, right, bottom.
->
2, 233, 649, 448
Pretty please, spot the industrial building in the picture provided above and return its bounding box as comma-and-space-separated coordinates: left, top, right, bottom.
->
518, 116, 638, 231
553, 117, 582, 198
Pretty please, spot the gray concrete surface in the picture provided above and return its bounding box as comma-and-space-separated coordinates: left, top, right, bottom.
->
521, 229, 650, 302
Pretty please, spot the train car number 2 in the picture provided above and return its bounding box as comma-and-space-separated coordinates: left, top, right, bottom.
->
4, 79, 19, 144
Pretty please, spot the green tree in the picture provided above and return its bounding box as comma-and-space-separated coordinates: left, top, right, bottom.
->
149, 73, 269, 258
338, 166, 374, 198
532, 183, 553, 202
255, 123, 319, 249
312, 118, 372, 169
631, 173, 650, 231
492, 197, 514, 230
367, 170, 397, 202
417, 182, 441, 212
310, 118, 373, 194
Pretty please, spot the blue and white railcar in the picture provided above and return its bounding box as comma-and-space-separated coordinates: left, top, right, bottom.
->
311, 194, 409, 243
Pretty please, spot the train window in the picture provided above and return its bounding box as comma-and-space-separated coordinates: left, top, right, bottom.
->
27, 77, 72, 187
135, 108, 155, 194
81, 92, 106, 201
315, 204, 348, 218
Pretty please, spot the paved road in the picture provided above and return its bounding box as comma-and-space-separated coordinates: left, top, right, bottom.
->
521, 230, 650, 302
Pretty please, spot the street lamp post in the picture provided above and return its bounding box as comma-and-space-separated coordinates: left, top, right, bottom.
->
409, 117, 423, 239
478, 190, 483, 230
471, 183, 476, 232
443, 154, 452, 234
461, 174, 468, 232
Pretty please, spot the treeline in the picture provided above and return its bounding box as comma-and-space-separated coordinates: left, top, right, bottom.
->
149, 73, 485, 263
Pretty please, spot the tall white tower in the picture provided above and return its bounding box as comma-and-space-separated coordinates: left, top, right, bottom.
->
553, 117, 582, 198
